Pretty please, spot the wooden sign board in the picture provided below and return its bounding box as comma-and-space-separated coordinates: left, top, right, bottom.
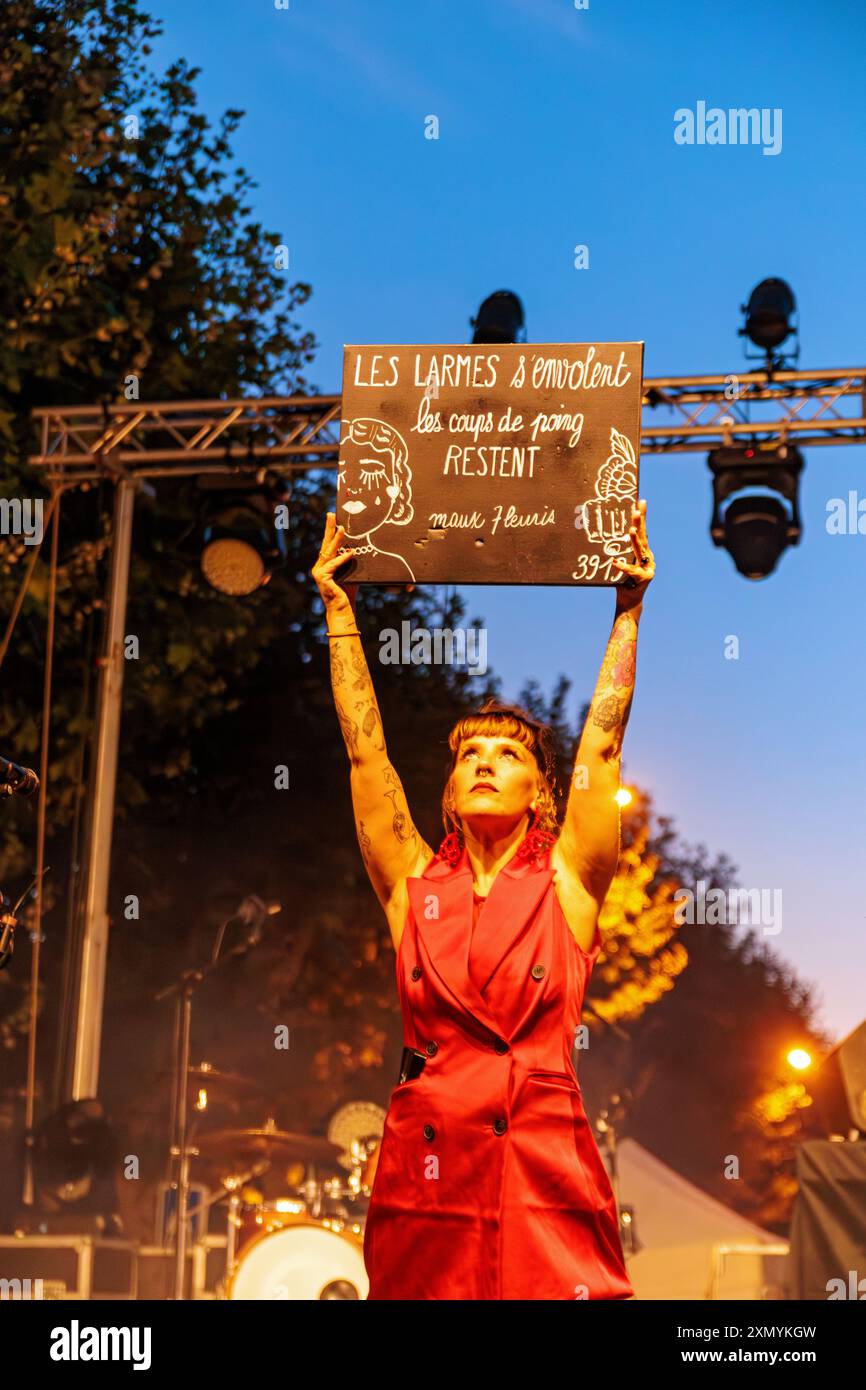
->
336, 342, 644, 585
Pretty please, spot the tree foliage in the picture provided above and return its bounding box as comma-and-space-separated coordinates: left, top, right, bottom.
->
0, 0, 316, 882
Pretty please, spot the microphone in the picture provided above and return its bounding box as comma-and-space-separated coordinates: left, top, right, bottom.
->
212, 895, 281, 961
234, 895, 282, 943
0, 755, 40, 798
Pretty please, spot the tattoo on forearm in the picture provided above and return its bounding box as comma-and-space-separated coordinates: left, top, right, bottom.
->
330, 644, 345, 686
351, 648, 368, 690
336, 701, 360, 760
587, 610, 639, 751
363, 705, 386, 750
329, 633, 387, 759
598, 615, 638, 689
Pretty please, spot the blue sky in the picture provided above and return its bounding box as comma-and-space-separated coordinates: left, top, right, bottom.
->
148, 0, 866, 1044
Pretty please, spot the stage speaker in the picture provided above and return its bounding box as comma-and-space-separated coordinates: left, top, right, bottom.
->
810, 1018, 866, 1134
0, 1234, 137, 1299
788, 1140, 866, 1299
135, 1245, 193, 1300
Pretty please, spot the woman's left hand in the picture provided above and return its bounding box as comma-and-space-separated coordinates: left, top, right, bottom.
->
613, 499, 655, 605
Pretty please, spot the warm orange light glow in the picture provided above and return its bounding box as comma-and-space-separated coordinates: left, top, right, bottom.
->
787, 1048, 812, 1071
615, 787, 633, 807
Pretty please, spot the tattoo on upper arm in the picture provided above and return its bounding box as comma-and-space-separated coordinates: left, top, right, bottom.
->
384, 789, 413, 843
608, 696, 632, 758
592, 695, 621, 732
358, 819, 372, 862
382, 765, 418, 848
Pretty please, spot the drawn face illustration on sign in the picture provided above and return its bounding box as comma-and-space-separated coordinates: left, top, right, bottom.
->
337, 417, 417, 579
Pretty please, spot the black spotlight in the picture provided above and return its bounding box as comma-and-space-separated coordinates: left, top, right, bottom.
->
470, 290, 526, 344
708, 444, 804, 580
22, 1099, 123, 1235
198, 475, 289, 596
739, 278, 798, 367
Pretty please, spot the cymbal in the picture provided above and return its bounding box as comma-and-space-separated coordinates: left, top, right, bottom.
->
194, 1119, 342, 1167
158, 1061, 264, 1099
187, 1063, 264, 1095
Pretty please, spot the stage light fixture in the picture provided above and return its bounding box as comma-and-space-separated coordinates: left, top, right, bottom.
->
470, 290, 526, 344
24, 1099, 123, 1234
739, 277, 798, 367
708, 444, 804, 580
198, 475, 289, 597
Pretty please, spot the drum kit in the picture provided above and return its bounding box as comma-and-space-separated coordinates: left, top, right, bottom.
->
153, 897, 386, 1299
169, 1063, 384, 1300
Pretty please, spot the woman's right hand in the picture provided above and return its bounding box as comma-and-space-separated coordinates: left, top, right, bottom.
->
312, 512, 358, 614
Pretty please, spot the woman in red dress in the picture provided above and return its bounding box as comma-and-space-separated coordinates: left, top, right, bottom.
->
312, 501, 655, 1300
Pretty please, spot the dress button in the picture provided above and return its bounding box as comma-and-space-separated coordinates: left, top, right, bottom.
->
531, 964, 546, 981
425, 1040, 438, 1057
493, 1118, 508, 1136
494, 1039, 509, 1054
411, 966, 422, 980
423, 1124, 435, 1141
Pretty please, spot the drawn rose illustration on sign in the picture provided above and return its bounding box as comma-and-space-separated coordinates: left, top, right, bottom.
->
578, 427, 638, 557
337, 417, 417, 580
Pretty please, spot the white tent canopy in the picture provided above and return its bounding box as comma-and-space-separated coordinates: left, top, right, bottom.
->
614, 1137, 788, 1299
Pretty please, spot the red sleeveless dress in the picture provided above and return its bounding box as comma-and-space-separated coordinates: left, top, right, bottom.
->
363, 830, 634, 1300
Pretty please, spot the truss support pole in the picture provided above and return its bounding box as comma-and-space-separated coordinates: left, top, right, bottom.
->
70, 478, 136, 1100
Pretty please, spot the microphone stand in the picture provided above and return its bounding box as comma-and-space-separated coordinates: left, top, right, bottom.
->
1, 873, 45, 1215
153, 896, 278, 1301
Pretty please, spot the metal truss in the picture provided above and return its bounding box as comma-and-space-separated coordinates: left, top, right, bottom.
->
641, 366, 866, 455
28, 368, 866, 481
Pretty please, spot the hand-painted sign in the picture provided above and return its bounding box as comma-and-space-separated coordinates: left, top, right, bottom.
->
336, 342, 644, 585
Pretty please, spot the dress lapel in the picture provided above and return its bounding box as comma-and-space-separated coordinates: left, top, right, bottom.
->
469, 856, 553, 997
407, 840, 553, 1041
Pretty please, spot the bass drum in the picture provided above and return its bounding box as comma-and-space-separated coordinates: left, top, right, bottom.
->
227, 1213, 369, 1300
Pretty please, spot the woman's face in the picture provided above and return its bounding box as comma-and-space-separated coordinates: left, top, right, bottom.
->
338, 439, 399, 536
450, 734, 539, 834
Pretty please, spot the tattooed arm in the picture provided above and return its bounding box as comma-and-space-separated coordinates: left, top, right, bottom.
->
555, 501, 655, 906
313, 513, 434, 915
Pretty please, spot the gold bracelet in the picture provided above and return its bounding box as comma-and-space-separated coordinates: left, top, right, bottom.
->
327, 630, 361, 639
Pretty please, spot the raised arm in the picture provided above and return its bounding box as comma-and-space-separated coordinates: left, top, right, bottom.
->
312, 514, 433, 914
557, 501, 655, 907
